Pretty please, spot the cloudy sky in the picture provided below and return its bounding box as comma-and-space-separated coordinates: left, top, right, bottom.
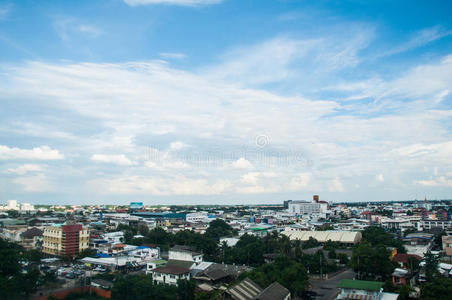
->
1, 0, 452, 205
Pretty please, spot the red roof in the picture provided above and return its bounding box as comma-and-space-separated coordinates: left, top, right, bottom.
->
392, 253, 422, 263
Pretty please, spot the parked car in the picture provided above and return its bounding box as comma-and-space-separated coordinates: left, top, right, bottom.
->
65, 272, 76, 279
93, 266, 107, 272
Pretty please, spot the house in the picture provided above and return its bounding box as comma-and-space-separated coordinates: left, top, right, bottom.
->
169, 245, 203, 265
20, 227, 43, 249
336, 279, 398, 300
225, 277, 263, 300
391, 253, 422, 269
256, 282, 291, 300
392, 268, 415, 287
151, 264, 191, 286
442, 234, 452, 256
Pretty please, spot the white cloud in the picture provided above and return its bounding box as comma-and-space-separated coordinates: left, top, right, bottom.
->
90, 154, 136, 166
12, 174, 52, 192
287, 173, 310, 190
124, 0, 223, 6
169, 141, 188, 151
5, 164, 43, 175
416, 176, 452, 187
54, 18, 102, 41
0, 145, 64, 160
228, 158, 254, 170
89, 176, 231, 195
328, 178, 344, 192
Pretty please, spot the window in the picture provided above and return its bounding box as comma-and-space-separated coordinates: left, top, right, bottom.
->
170, 275, 175, 279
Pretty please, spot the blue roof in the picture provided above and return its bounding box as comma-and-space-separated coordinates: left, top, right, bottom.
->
137, 245, 149, 249
96, 253, 111, 258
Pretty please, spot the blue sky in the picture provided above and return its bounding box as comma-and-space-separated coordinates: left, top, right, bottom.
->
1, 0, 452, 205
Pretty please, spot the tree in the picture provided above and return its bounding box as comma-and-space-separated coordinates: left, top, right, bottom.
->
239, 256, 308, 297
350, 242, 395, 280
397, 284, 411, 300
77, 248, 97, 259
424, 250, 439, 282
138, 223, 149, 236
337, 253, 349, 265
328, 250, 337, 259
0, 238, 41, 299
420, 277, 452, 300
361, 226, 406, 254
302, 237, 319, 249
205, 219, 235, 240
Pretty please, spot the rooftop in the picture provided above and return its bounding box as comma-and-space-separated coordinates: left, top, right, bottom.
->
338, 279, 384, 291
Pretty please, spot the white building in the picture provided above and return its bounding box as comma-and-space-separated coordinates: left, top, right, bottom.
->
7, 200, 18, 210
169, 245, 203, 265
101, 231, 124, 244
287, 200, 328, 216
151, 265, 191, 286
20, 203, 35, 211
186, 212, 212, 223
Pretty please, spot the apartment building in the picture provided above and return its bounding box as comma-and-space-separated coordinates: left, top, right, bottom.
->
42, 223, 89, 256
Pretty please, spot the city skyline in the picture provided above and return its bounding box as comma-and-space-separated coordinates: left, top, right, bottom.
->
1, 0, 452, 204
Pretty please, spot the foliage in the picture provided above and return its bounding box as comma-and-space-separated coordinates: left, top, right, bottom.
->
349, 242, 396, 280
361, 226, 406, 253
302, 237, 320, 249
323, 240, 341, 251
423, 250, 439, 282
223, 234, 265, 266
299, 250, 337, 274
337, 253, 349, 265
0, 238, 44, 299
420, 277, 452, 300
239, 256, 308, 297
77, 248, 97, 259
205, 219, 235, 239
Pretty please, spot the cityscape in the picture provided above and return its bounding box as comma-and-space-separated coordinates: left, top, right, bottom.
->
1, 1, 452, 300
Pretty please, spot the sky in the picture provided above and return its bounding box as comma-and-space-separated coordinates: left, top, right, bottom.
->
1, 0, 452, 205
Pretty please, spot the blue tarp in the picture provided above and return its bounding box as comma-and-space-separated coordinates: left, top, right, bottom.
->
96, 253, 111, 258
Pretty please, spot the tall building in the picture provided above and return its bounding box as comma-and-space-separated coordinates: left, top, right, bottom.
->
7, 200, 18, 210
42, 224, 90, 257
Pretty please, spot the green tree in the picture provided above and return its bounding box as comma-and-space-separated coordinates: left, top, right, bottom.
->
205, 219, 235, 239
420, 277, 452, 300
350, 242, 395, 280
239, 256, 308, 297
424, 250, 439, 282
302, 237, 319, 249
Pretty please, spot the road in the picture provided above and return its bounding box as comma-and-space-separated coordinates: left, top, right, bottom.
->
309, 269, 355, 300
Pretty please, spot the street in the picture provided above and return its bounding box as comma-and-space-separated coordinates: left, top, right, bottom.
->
309, 269, 355, 300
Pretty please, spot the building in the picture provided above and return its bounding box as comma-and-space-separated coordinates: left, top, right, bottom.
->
151, 265, 191, 286
42, 223, 90, 257
282, 229, 362, 245
169, 245, 203, 265
7, 200, 18, 210
20, 203, 35, 211
288, 201, 322, 215
336, 279, 398, 300
442, 234, 452, 256
226, 278, 291, 300
20, 227, 43, 249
